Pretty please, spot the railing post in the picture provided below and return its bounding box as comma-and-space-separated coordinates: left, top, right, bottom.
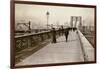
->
47, 32, 50, 38
40, 34, 44, 41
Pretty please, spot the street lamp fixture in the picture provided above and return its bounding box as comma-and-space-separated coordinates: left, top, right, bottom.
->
46, 11, 50, 30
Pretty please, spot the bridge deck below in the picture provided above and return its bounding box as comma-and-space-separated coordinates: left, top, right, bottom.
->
16, 31, 84, 66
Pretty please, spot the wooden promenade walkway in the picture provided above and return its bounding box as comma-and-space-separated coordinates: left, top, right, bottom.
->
16, 31, 85, 66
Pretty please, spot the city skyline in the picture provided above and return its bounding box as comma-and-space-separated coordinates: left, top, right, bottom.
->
15, 3, 95, 30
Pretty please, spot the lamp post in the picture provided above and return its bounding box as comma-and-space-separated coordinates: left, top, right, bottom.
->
46, 11, 50, 30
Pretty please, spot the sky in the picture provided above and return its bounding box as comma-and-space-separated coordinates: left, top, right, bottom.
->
15, 3, 95, 29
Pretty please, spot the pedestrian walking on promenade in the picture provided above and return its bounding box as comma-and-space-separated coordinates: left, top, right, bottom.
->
61, 26, 64, 35
64, 28, 69, 42
58, 28, 61, 36
51, 28, 57, 43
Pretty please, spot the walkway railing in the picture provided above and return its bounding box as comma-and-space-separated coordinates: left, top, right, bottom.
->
77, 30, 94, 61
15, 30, 62, 52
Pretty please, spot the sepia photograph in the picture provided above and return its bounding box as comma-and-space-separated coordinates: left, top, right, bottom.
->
11, 0, 96, 68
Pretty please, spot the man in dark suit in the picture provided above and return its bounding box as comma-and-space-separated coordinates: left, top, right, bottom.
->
51, 28, 57, 43
64, 28, 69, 42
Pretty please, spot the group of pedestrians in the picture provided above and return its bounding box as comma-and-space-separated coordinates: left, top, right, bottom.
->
51, 27, 77, 43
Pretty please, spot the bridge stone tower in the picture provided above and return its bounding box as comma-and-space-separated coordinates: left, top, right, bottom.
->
70, 16, 82, 29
